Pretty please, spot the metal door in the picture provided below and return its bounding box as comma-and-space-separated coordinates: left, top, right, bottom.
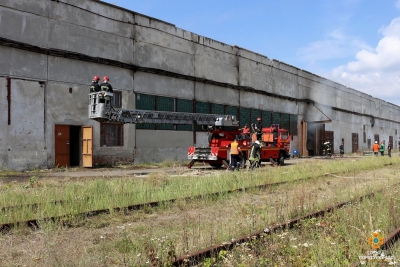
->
325, 131, 334, 154
82, 126, 93, 167
352, 133, 359, 153
55, 125, 70, 167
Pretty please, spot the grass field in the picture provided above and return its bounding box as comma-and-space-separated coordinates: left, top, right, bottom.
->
0, 156, 399, 266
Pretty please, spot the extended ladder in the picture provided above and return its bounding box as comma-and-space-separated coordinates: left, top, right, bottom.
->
88, 92, 239, 126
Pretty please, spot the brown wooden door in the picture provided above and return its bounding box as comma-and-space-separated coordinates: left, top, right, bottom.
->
82, 126, 93, 167
325, 131, 334, 154
55, 125, 70, 167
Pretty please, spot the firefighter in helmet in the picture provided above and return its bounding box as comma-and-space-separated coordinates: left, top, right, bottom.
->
252, 117, 263, 140
99, 76, 113, 103
90, 75, 100, 93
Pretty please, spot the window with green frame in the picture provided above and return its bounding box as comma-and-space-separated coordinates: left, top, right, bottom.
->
262, 110, 272, 127
211, 103, 224, 116
290, 114, 298, 135
133, 93, 299, 136
177, 99, 193, 131
157, 96, 174, 130
135, 94, 155, 129
281, 113, 290, 132
225, 105, 238, 118
251, 109, 262, 126
196, 101, 210, 131
239, 107, 251, 128
272, 112, 281, 126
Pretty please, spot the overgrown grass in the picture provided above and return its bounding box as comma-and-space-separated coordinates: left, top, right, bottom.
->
0, 157, 398, 225
210, 184, 400, 267
1, 157, 400, 266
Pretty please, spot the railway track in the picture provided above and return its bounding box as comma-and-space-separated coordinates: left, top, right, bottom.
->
171, 184, 400, 266
0, 171, 326, 233
1, 158, 399, 266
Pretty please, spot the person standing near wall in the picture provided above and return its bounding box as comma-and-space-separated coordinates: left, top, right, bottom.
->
90, 75, 100, 93
387, 142, 392, 157
380, 141, 385, 156
339, 142, 344, 158
227, 136, 242, 171
372, 141, 379, 156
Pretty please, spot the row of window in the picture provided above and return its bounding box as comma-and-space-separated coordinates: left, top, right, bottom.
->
135, 93, 298, 135
100, 93, 298, 147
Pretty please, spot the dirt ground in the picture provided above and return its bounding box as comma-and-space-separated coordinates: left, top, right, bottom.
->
0, 156, 354, 184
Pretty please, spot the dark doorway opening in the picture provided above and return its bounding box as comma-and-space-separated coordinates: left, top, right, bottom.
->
70, 126, 82, 166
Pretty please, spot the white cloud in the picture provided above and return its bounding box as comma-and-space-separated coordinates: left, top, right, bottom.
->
297, 29, 371, 62
328, 17, 400, 105
396, 0, 400, 9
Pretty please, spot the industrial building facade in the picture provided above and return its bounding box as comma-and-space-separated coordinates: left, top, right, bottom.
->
1, 0, 399, 170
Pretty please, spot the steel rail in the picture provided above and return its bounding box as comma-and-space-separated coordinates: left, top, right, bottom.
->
0, 172, 329, 233
171, 184, 399, 266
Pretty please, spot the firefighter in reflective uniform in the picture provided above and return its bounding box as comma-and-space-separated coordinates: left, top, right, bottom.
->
90, 75, 100, 93
99, 76, 113, 103
228, 136, 242, 171
249, 140, 261, 169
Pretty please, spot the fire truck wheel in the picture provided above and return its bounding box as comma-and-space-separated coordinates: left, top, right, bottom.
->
209, 163, 222, 168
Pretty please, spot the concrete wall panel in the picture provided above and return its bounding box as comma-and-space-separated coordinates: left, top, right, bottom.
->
134, 147, 187, 163
50, 2, 134, 38
136, 130, 193, 148
1, 0, 47, 18
58, 0, 134, 24
135, 130, 196, 162
47, 56, 133, 90
7, 80, 46, 170
135, 42, 194, 75
0, 7, 49, 47
194, 43, 237, 82
238, 57, 271, 91
238, 48, 271, 66
0, 46, 48, 80
135, 26, 193, 54
49, 21, 133, 63
134, 72, 194, 99
194, 84, 238, 105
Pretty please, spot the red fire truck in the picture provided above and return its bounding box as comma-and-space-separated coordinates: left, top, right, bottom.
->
187, 118, 291, 168
87, 91, 291, 169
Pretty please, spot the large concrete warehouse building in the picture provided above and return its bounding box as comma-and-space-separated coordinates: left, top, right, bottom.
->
1, 0, 399, 170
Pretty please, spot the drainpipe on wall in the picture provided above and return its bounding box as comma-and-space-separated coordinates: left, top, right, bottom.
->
7, 77, 10, 125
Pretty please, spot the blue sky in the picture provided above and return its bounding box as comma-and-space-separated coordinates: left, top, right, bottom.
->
105, 0, 400, 106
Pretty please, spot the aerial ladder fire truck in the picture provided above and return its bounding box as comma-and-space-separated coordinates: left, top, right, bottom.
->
88, 91, 291, 169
